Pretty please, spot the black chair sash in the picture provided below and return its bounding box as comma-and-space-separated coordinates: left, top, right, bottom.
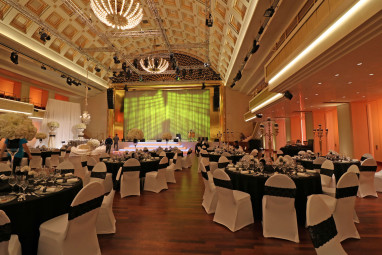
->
0, 222, 12, 242
0, 171, 12, 176
122, 166, 141, 172
360, 165, 377, 172
320, 168, 333, 177
81, 161, 87, 167
1, 156, 8, 161
31, 153, 41, 156
201, 153, 209, 158
87, 165, 94, 171
49, 134, 56, 137
313, 163, 322, 169
177, 153, 183, 157
336, 186, 358, 199
158, 163, 168, 169
187, 151, 192, 155
218, 162, 229, 168
308, 216, 337, 249
201, 171, 209, 180
264, 186, 296, 198
213, 178, 233, 190
205, 165, 210, 172
90, 172, 107, 179
60, 169, 74, 174
51, 151, 60, 155
68, 195, 104, 220
173, 159, 177, 164
360, 156, 368, 161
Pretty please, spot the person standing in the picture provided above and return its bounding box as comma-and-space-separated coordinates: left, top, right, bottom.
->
105, 136, 113, 154
0, 138, 32, 173
113, 134, 119, 151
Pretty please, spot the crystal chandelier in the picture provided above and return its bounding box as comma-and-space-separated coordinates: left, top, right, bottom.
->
140, 57, 169, 74
90, 0, 143, 30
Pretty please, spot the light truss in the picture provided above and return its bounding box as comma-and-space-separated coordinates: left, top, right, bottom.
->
106, 30, 162, 38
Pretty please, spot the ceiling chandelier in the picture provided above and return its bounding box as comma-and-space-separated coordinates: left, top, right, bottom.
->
140, 57, 169, 74
90, 0, 143, 30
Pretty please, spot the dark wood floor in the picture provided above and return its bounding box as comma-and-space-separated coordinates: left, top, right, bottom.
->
98, 158, 382, 255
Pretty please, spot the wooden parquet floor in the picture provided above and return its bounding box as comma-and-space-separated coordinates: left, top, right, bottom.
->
98, 159, 382, 255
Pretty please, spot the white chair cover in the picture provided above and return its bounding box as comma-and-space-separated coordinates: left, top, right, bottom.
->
46, 149, 60, 168
320, 160, 335, 196
38, 182, 103, 255
120, 158, 141, 197
81, 156, 91, 186
159, 151, 166, 157
56, 161, 75, 175
198, 150, 209, 173
0, 163, 11, 175
87, 157, 97, 171
89, 162, 107, 194
212, 169, 254, 232
173, 153, 183, 171
144, 157, 168, 193
358, 158, 378, 198
250, 149, 258, 157
99, 152, 110, 161
360, 153, 373, 162
347, 165, 360, 223
96, 167, 122, 234
200, 161, 217, 214
262, 174, 299, 242
29, 156, 42, 170
0, 210, 22, 255
313, 157, 326, 172
163, 157, 176, 184
68, 155, 85, 180
307, 195, 347, 255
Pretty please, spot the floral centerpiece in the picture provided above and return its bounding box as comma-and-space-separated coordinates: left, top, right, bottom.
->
47, 121, 60, 130
162, 132, 172, 141
87, 139, 100, 149
35, 132, 47, 142
75, 123, 87, 139
47, 121, 59, 148
0, 113, 37, 140
75, 123, 86, 129
127, 128, 144, 141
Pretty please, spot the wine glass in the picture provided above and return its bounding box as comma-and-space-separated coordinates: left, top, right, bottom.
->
20, 179, 28, 194
8, 175, 16, 194
16, 176, 23, 195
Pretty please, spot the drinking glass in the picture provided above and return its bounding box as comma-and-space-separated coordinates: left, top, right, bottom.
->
8, 175, 16, 194
20, 179, 28, 194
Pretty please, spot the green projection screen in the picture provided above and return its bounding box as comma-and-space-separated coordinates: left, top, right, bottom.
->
124, 89, 210, 140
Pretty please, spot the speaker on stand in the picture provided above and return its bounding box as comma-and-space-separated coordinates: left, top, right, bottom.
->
213, 86, 220, 112
107, 88, 114, 109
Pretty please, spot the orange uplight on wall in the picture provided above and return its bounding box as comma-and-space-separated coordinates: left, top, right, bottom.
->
0, 76, 21, 98
55, 94, 69, 101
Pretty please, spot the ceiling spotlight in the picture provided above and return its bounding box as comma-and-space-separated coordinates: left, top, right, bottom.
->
234, 71, 242, 81
95, 66, 101, 72
122, 62, 127, 72
10, 52, 18, 65
87, 87, 91, 91
133, 59, 139, 69
201, 82, 206, 89
334, 73, 339, 77
230, 82, 236, 88
264, 7, 275, 17
61, 74, 66, 78
66, 77, 72, 86
113, 55, 120, 64
357, 62, 362, 66
41, 65, 46, 70
204, 62, 210, 68
369, 73, 374, 76
258, 26, 264, 35
206, 13, 213, 27
283, 90, 293, 100
39, 30, 51, 42
256, 113, 263, 118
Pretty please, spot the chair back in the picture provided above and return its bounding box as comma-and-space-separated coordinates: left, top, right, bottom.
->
65, 182, 103, 254
99, 152, 110, 161
0, 210, 12, 255
159, 151, 166, 157
29, 157, 42, 169
90, 162, 107, 187
298, 150, 306, 156
221, 152, 231, 157
122, 158, 141, 178
358, 158, 377, 197
217, 156, 229, 169
264, 174, 296, 207
0, 163, 11, 175
87, 157, 97, 171
360, 153, 373, 162
320, 160, 334, 186
159, 157, 168, 169
313, 157, 326, 170
213, 169, 235, 203
57, 160, 75, 175
347, 165, 360, 175
241, 155, 251, 162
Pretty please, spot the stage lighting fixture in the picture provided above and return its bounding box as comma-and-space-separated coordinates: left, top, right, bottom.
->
251, 40, 260, 54
230, 82, 236, 88
201, 82, 206, 89
284, 90, 293, 100
234, 71, 242, 81
206, 14, 213, 27
256, 113, 263, 118
113, 55, 120, 64
61, 74, 66, 78
264, 7, 275, 17
66, 77, 72, 85
87, 87, 91, 91
41, 65, 46, 70
204, 62, 210, 67
244, 56, 249, 62
170, 53, 175, 62
95, 66, 101, 72
175, 67, 180, 75
258, 26, 264, 35
10, 52, 18, 65
122, 62, 127, 72
172, 62, 177, 70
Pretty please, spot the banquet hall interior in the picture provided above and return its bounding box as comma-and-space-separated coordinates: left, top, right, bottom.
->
0, 0, 382, 254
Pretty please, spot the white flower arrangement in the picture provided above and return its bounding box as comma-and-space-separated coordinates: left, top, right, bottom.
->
162, 132, 172, 140
47, 121, 60, 129
87, 139, 100, 148
75, 123, 86, 129
0, 113, 37, 140
127, 128, 144, 140
80, 111, 91, 125
20, 166, 31, 172
35, 132, 47, 140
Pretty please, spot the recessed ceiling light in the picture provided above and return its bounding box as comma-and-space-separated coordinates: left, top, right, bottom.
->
356, 92, 360, 94
348, 82, 352, 84
362, 96, 366, 98
342, 96, 346, 98
305, 97, 308, 100
357, 62, 362, 66
317, 82, 322, 85
318, 108, 321, 109
330, 99, 334, 102
334, 74, 340, 77
369, 73, 374, 76
315, 93, 319, 96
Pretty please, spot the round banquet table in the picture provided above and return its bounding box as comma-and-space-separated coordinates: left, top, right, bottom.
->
150, 151, 175, 159
105, 159, 160, 181
295, 158, 360, 181
225, 170, 322, 224
0, 179, 83, 255
208, 153, 243, 164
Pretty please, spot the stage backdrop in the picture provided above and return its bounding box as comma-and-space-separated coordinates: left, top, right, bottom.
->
124, 89, 210, 140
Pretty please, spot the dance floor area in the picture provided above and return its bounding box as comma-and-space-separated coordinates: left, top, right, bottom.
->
98, 158, 382, 255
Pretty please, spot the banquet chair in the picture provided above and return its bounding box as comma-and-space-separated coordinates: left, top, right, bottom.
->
56, 161, 75, 175
212, 169, 254, 232
96, 167, 122, 234
46, 149, 60, 168
68, 155, 85, 180
120, 158, 141, 197
374, 167, 382, 193
0, 163, 12, 175
81, 156, 91, 186
159, 151, 166, 158
89, 162, 108, 194
164, 157, 176, 183
250, 149, 258, 157
216, 156, 230, 170
320, 160, 336, 196
358, 158, 378, 198
237, 146, 244, 152
360, 153, 373, 162
144, 157, 168, 193
313, 157, 327, 173
87, 157, 97, 171
38, 182, 103, 255
262, 174, 299, 243
275, 156, 284, 165
174, 153, 183, 171
29, 155, 42, 170
200, 161, 217, 214
198, 150, 209, 173
306, 195, 347, 255
347, 165, 360, 223
182, 150, 193, 169
99, 152, 110, 162
0, 210, 22, 255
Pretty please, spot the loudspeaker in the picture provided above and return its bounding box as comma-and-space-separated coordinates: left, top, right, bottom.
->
107, 88, 114, 109
174, 138, 179, 142
213, 86, 219, 111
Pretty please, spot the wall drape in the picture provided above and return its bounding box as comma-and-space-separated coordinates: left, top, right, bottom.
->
40, 99, 81, 148
124, 90, 210, 140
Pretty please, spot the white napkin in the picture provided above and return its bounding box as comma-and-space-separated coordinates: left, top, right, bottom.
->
228, 167, 236, 171
40, 186, 56, 192
241, 170, 250, 174
297, 172, 308, 177
64, 173, 73, 177
306, 169, 317, 173
0, 174, 8, 180
57, 178, 78, 183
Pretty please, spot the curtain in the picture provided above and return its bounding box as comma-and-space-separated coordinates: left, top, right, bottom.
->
40, 99, 81, 148
124, 90, 210, 140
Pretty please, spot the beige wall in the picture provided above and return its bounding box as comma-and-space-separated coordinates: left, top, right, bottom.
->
225, 87, 253, 141
337, 103, 354, 157
84, 91, 108, 140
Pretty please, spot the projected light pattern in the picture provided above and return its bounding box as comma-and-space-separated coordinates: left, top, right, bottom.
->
124, 90, 210, 140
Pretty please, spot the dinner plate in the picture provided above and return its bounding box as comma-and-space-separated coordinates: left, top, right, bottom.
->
0, 194, 17, 204
35, 186, 63, 194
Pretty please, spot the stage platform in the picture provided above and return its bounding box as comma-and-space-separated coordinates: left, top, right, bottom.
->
115, 141, 198, 154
